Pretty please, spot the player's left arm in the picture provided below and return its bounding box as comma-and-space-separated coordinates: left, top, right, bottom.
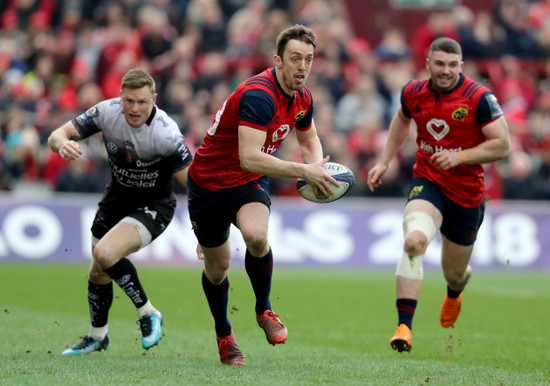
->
295, 120, 324, 164
238, 125, 337, 197
173, 166, 189, 190
431, 93, 510, 170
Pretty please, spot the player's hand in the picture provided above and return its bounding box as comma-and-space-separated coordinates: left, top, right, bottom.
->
59, 140, 83, 161
367, 163, 387, 192
304, 155, 339, 198
430, 151, 460, 170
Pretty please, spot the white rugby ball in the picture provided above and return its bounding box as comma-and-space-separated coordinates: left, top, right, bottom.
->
296, 162, 355, 203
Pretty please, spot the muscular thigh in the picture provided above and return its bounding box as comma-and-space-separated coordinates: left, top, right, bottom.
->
440, 196, 485, 246
188, 175, 271, 248
92, 190, 176, 243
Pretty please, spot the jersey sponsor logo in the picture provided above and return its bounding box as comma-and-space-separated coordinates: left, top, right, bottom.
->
294, 110, 307, 122
116, 274, 131, 285
272, 124, 291, 142
426, 118, 449, 141
452, 107, 469, 120
106, 142, 118, 154
408, 185, 423, 200
75, 106, 99, 125
420, 140, 463, 154
109, 159, 161, 188
485, 93, 503, 118
136, 158, 162, 167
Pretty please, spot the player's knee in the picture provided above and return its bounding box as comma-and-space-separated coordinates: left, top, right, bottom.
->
242, 231, 268, 257
402, 211, 437, 256
92, 244, 116, 270
404, 231, 428, 257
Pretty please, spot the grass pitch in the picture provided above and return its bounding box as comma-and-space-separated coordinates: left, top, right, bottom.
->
1, 264, 548, 385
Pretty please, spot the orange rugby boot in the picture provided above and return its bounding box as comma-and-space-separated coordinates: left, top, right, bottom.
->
390, 323, 412, 353
440, 293, 462, 328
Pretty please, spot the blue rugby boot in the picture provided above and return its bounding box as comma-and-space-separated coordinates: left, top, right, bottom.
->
140, 312, 163, 349
62, 335, 109, 356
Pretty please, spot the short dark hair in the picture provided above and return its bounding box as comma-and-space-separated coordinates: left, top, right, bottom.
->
121, 68, 156, 94
275, 24, 317, 58
428, 37, 462, 59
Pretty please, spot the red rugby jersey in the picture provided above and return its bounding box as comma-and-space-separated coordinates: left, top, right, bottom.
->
190, 68, 313, 190
402, 74, 502, 207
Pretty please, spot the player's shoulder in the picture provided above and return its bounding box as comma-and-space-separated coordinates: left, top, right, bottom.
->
402, 79, 427, 96
97, 97, 123, 113
153, 106, 178, 127
297, 86, 313, 103
242, 68, 278, 96
457, 75, 494, 100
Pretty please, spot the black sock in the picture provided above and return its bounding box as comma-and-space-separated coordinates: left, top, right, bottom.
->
103, 258, 148, 308
396, 298, 417, 330
245, 248, 273, 315
88, 281, 113, 327
447, 285, 463, 298
202, 271, 231, 338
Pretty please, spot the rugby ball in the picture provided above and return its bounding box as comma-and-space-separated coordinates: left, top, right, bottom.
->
296, 162, 355, 203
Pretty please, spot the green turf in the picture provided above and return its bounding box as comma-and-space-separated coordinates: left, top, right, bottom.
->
0, 264, 548, 385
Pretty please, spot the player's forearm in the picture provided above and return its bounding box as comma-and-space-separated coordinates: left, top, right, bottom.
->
378, 112, 411, 165
47, 121, 79, 153
297, 135, 323, 164
47, 128, 69, 154
240, 151, 307, 179
458, 137, 510, 165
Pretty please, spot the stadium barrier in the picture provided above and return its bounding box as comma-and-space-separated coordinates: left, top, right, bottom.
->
0, 194, 548, 270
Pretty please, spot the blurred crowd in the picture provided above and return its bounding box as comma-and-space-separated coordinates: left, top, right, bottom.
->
1, 0, 550, 200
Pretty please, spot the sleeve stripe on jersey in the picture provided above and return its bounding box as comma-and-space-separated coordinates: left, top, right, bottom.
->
465, 84, 482, 99
409, 80, 424, 95
246, 76, 277, 94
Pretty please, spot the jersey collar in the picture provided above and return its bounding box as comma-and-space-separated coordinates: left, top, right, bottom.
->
271, 67, 294, 100
427, 73, 465, 94
145, 106, 157, 126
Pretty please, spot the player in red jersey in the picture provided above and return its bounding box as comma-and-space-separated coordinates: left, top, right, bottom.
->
367, 37, 510, 352
187, 24, 338, 365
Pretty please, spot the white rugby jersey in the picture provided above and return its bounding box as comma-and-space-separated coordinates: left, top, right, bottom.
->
72, 98, 192, 201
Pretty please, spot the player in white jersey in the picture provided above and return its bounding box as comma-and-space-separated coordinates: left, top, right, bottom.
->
48, 68, 193, 356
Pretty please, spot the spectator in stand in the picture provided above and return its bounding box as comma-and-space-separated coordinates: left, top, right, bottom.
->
191, 0, 228, 54
453, 5, 499, 59
410, 11, 459, 71
502, 150, 539, 199
375, 28, 411, 62
1, 105, 41, 182
54, 151, 105, 193
335, 73, 386, 134
494, 0, 539, 59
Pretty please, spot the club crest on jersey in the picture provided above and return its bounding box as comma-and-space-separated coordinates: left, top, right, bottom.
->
272, 124, 291, 142
452, 107, 469, 120
426, 118, 449, 141
294, 110, 306, 122
125, 152, 134, 165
